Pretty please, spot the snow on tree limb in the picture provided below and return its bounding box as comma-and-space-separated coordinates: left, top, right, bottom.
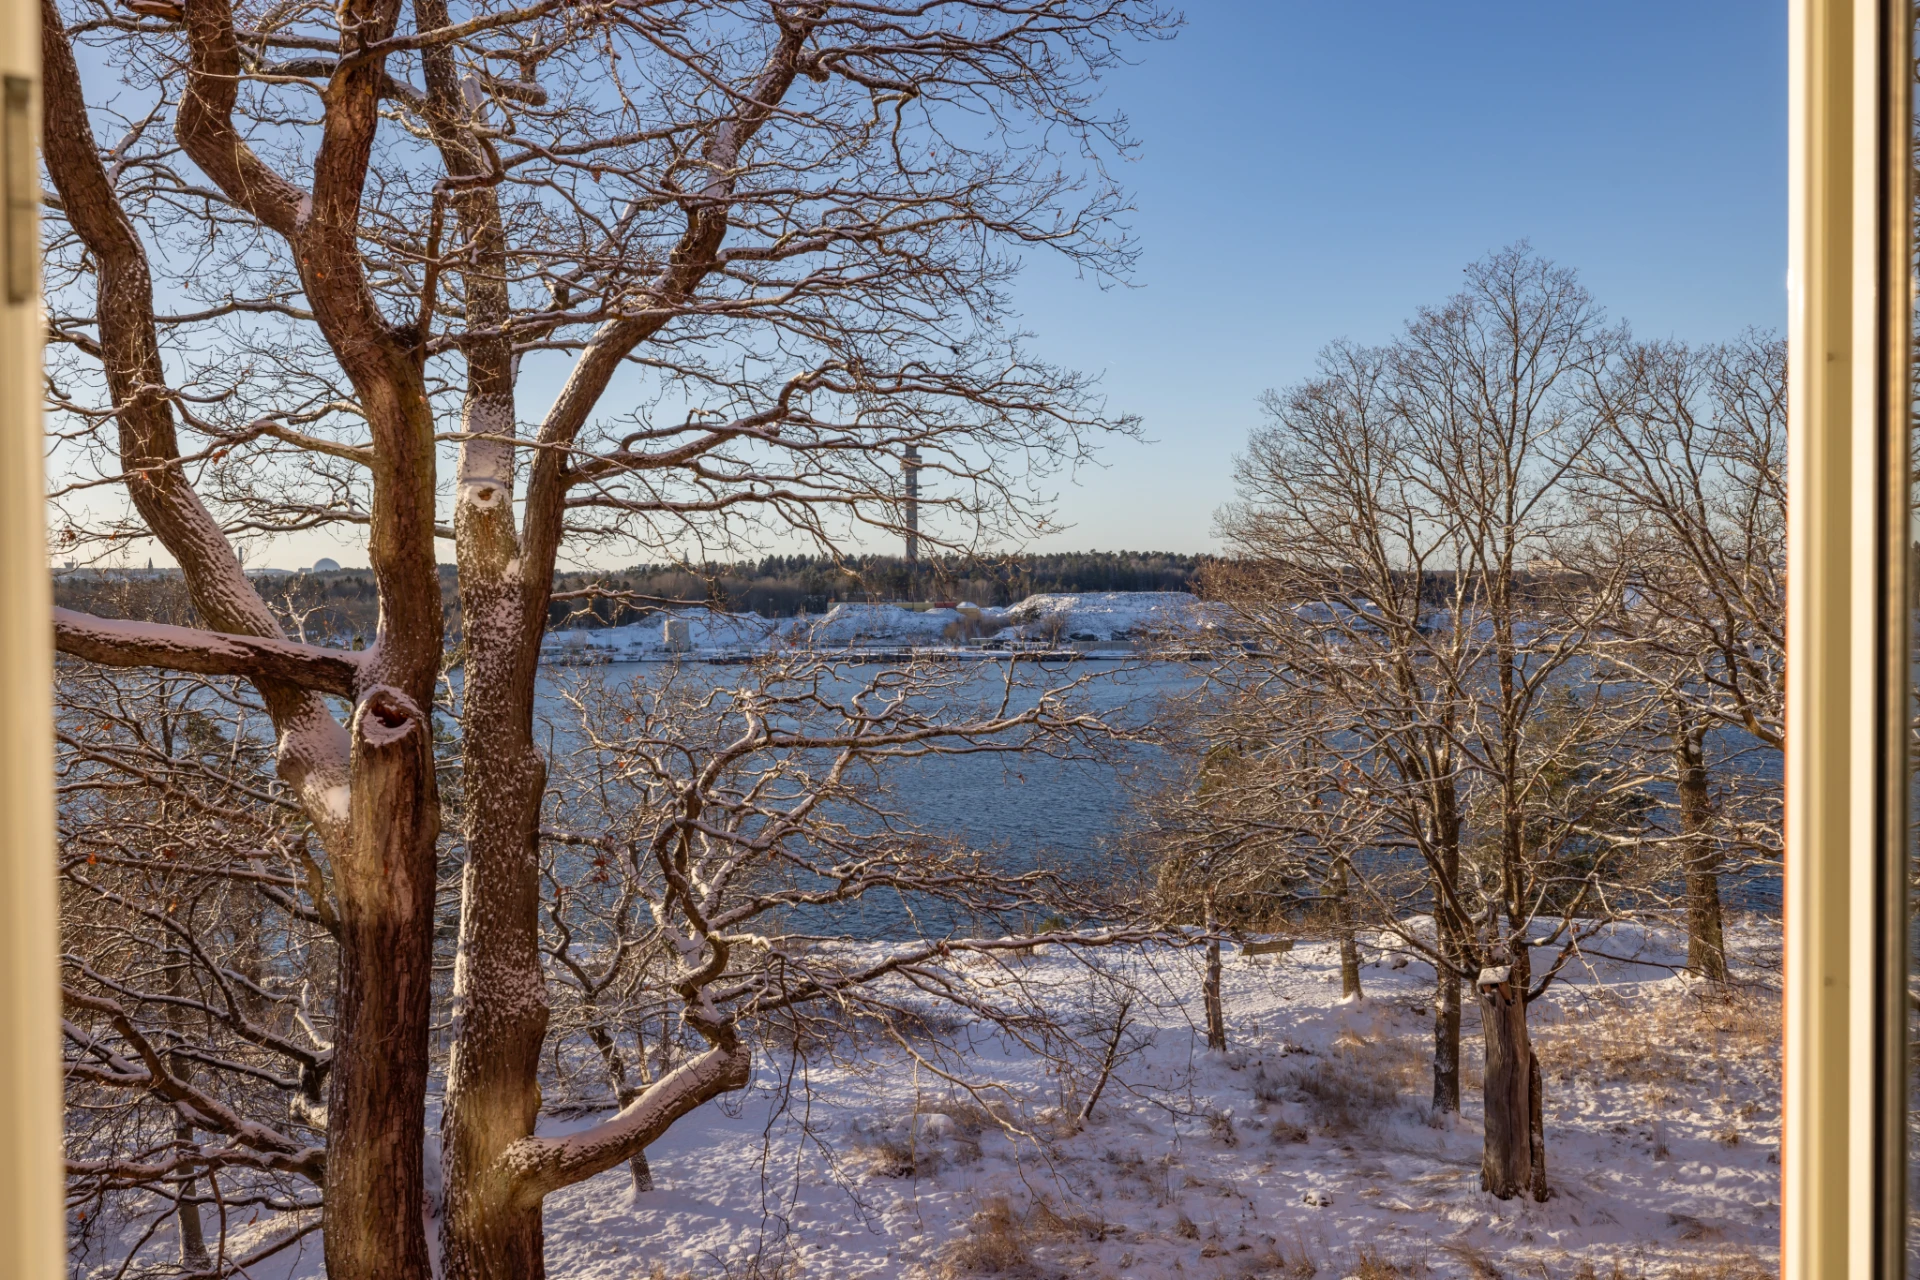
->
499, 1038, 751, 1206
54, 608, 363, 697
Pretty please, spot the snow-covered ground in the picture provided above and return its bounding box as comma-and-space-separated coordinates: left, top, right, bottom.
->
178, 921, 1779, 1280
542, 592, 1220, 663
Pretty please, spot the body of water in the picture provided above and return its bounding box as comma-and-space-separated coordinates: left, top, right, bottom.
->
532, 658, 1195, 937
527, 658, 1782, 939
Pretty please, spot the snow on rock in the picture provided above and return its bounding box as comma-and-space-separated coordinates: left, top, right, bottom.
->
806, 602, 966, 646
999, 590, 1215, 643
913, 1111, 956, 1140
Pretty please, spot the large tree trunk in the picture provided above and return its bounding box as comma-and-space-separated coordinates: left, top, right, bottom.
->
324, 688, 440, 1280
434, 386, 554, 1280
1476, 971, 1533, 1199
433, 25, 814, 1273
414, 7, 557, 1265
1483, 735, 1549, 1201
437, 622, 551, 1280
41, 10, 442, 1274
1674, 708, 1728, 983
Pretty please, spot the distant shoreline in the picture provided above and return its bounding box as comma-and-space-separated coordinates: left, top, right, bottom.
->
538, 591, 1218, 667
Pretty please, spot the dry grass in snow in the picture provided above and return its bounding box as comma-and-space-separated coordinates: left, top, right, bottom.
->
107, 921, 1780, 1280
536, 919, 1781, 1280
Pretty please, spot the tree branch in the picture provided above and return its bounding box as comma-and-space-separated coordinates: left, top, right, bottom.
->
497, 1037, 749, 1206
54, 609, 362, 697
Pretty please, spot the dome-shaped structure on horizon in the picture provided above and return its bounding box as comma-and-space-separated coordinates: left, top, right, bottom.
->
311, 557, 341, 573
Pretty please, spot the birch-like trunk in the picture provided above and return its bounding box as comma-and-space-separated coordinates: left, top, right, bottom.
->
1527, 1053, 1549, 1202
1338, 937, 1363, 1001
1200, 883, 1227, 1051
164, 958, 209, 1270
587, 1028, 657, 1193
1431, 958, 1462, 1114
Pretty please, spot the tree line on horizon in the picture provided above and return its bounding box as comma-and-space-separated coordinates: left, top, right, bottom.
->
54, 550, 1209, 645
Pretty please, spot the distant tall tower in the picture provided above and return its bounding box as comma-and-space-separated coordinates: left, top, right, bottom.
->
902, 445, 921, 564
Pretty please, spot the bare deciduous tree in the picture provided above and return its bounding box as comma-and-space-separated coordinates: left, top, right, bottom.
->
1207, 336, 1478, 1114
1394, 245, 1623, 1201
1193, 247, 1634, 1203
57, 639, 1177, 1273
1131, 707, 1345, 1050
1580, 334, 1787, 982
40, 1, 1173, 1274
57, 668, 339, 1275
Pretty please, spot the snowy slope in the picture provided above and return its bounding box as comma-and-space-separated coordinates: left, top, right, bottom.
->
106, 921, 1779, 1279
539, 925, 1778, 1279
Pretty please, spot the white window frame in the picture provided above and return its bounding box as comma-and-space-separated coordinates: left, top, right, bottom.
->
1786, 0, 1912, 1273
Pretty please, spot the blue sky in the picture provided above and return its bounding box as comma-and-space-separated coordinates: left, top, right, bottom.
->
1021, 1, 1785, 553
187, 2, 1783, 571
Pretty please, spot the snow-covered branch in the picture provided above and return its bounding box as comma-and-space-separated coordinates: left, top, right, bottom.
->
54, 608, 362, 697
499, 1038, 750, 1206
